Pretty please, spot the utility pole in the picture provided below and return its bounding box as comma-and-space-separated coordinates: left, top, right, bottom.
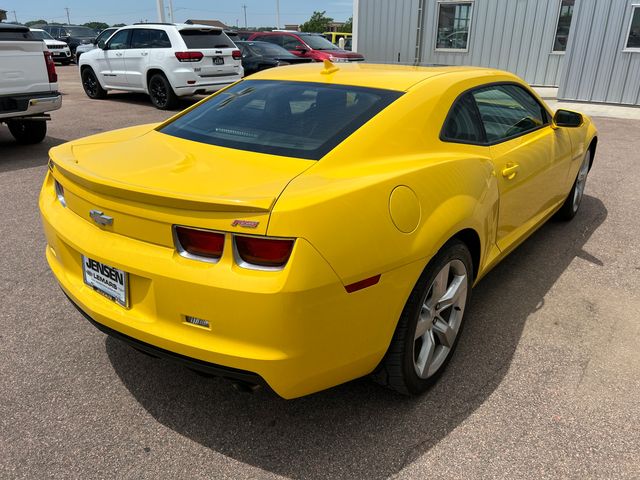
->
64, 7, 70, 25
10, 10, 18, 23
275, 0, 280, 29
242, 4, 247, 28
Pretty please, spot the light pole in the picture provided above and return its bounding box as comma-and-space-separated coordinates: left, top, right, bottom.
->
156, 0, 166, 22
275, 0, 280, 29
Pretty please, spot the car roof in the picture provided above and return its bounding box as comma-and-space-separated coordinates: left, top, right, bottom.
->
125, 23, 223, 31
247, 62, 510, 92
0, 23, 29, 32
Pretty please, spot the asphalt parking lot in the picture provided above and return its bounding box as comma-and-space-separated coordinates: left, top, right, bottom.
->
1, 65, 639, 479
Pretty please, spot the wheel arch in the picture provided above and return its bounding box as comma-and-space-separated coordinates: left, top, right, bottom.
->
80, 64, 107, 89
588, 136, 597, 171
146, 68, 169, 91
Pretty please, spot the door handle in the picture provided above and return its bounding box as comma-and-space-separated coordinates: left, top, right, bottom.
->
141, 52, 148, 56
501, 163, 520, 180
115, 52, 123, 56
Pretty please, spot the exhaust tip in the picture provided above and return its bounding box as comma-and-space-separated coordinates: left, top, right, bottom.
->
231, 381, 261, 393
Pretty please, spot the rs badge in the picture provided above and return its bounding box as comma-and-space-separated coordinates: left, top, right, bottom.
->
231, 219, 259, 229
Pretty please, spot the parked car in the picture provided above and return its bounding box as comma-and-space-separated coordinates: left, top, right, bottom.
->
30, 28, 72, 65
79, 23, 243, 109
236, 40, 313, 76
39, 25, 97, 55
0, 24, 61, 144
75, 27, 118, 62
40, 62, 597, 399
247, 31, 364, 62
324, 31, 352, 49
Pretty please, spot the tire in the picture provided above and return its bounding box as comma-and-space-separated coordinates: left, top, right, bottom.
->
555, 150, 591, 221
8, 120, 47, 144
148, 73, 178, 110
61, 59, 71, 66
372, 240, 473, 395
75, 53, 81, 63
81, 68, 107, 99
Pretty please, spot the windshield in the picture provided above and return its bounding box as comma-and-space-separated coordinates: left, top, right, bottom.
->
96, 28, 117, 43
31, 30, 54, 40
298, 34, 339, 50
160, 80, 402, 160
64, 26, 96, 37
244, 42, 291, 56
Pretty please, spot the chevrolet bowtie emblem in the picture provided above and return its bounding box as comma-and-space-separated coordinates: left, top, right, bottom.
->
89, 210, 113, 226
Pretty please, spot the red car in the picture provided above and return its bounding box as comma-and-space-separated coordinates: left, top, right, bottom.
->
247, 31, 364, 63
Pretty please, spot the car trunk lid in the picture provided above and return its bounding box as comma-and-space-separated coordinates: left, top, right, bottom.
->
51, 130, 314, 242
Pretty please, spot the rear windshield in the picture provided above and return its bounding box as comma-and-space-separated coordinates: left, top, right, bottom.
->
180, 29, 235, 49
159, 80, 402, 160
243, 42, 290, 56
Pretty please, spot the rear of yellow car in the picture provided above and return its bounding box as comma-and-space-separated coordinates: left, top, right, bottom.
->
39, 77, 423, 399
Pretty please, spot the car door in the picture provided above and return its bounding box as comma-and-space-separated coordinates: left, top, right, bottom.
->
95, 29, 131, 88
124, 29, 166, 90
471, 84, 572, 252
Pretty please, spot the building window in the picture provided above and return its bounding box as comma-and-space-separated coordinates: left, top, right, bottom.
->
552, 0, 575, 52
435, 2, 473, 51
625, 5, 640, 50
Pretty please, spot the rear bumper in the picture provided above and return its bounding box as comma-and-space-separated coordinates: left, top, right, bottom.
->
39, 172, 416, 398
66, 292, 266, 386
171, 67, 243, 96
0, 92, 61, 120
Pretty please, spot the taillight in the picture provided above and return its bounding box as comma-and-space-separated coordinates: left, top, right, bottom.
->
232, 49, 242, 60
235, 236, 294, 269
44, 51, 57, 83
54, 180, 66, 207
175, 51, 204, 62
175, 226, 224, 260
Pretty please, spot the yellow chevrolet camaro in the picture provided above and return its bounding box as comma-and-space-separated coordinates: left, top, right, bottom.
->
40, 62, 597, 399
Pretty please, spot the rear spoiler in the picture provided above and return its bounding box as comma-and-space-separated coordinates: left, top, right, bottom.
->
53, 163, 275, 213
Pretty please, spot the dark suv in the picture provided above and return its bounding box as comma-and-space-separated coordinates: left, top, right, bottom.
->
40, 25, 97, 55
247, 31, 364, 63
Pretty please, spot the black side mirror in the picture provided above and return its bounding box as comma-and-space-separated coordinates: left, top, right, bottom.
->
98, 40, 108, 50
553, 109, 583, 128
91, 39, 98, 45
294, 44, 308, 53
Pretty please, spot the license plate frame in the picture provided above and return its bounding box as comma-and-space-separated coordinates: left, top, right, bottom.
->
213, 56, 224, 65
82, 256, 129, 308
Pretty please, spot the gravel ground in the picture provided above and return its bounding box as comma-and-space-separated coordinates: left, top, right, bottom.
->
1, 65, 639, 479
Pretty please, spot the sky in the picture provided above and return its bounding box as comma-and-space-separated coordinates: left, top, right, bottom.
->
1, 0, 354, 28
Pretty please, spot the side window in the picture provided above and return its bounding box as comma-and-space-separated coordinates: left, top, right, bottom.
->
283, 35, 301, 50
441, 93, 484, 143
471, 85, 548, 143
108, 29, 131, 50
131, 29, 172, 49
626, 5, 640, 50
552, 0, 575, 52
259, 35, 283, 47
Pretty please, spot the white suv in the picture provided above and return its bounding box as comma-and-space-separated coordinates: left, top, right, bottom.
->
78, 23, 243, 109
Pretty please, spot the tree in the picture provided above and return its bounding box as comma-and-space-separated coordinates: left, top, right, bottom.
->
83, 21, 109, 31
25, 19, 47, 27
300, 11, 333, 33
111, 23, 126, 28
343, 16, 353, 33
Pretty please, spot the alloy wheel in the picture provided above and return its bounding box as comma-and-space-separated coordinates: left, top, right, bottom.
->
83, 72, 97, 97
413, 259, 468, 379
572, 152, 590, 212
150, 78, 168, 108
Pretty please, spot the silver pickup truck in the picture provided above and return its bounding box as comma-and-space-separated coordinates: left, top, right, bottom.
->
0, 23, 62, 144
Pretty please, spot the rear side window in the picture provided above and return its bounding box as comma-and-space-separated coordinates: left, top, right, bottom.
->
472, 85, 548, 142
255, 35, 283, 47
180, 29, 234, 49
0, 29, 34, 40
442, 93, 484, 143
131, 29, 171, 48
160, 80, 403, 160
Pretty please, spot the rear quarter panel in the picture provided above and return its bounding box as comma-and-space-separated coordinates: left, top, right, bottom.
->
267, 72, 507, 287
